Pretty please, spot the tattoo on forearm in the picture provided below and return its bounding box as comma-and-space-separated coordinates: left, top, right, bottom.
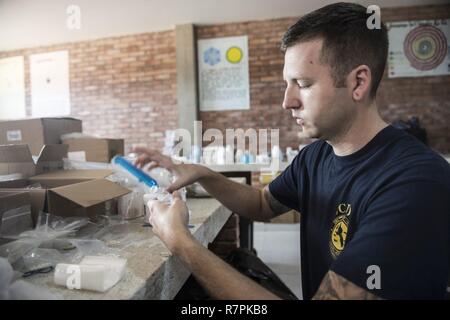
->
263, 187, 291, 216
313, 271, 381, 300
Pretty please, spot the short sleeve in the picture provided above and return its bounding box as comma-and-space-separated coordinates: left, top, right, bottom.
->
268, 151, 306, 213
330, 180, 450, 299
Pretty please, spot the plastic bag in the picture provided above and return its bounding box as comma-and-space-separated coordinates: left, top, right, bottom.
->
0, 257, 59, 300
0, 205, 33, 238
109, 155, 186, 218
107, 169, 146, 219
117, 184, 146, 219
0, 212, 90, 266
0, 173, 24, 182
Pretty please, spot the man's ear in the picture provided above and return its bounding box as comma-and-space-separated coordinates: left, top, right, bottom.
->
347, 65, 372, 102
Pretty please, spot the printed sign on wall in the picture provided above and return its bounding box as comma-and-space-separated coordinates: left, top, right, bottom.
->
0, 56, 26, 120
198, 36, 250, 111
387, 19, 449, 78
30, 50, 71, 117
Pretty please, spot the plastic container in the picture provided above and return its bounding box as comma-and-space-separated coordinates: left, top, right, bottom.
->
112, 156, 158, 188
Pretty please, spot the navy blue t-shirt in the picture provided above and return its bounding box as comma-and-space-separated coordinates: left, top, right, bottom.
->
269, 126, 450, 300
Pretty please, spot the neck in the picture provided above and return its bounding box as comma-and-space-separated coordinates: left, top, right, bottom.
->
327, 102, 388, 156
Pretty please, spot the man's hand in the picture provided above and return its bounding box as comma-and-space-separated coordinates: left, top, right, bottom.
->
132, 147, 208, 193
146, 191, 191, 252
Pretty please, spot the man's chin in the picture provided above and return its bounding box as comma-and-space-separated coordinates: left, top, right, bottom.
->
299, 126, 320, 139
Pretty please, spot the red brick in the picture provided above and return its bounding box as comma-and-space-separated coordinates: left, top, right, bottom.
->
208, 240, 239, 257
216, 227, 240, 242
0, 4, 448, 154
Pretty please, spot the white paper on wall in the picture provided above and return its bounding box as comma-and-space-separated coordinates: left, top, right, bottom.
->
0, 56, 26, 120
30, 50, 71, 117
198, 36, 250, 111
387, 19, 450, 78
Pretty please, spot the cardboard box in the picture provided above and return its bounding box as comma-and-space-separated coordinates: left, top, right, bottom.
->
270, 210, 300, 224
62, 138, 124, 163
26, 170, 127, 219
0, 117, 82, 155
0, 191, 33, 237
0, 145, 130, 223
0, 144, 67, 177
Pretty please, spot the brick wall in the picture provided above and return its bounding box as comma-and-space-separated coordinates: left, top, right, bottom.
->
379, 5, 450, 153
1, 3, 448, 258
1, 5, 448, 154
197, 4, 450, 154
209, 214, 240, 259
197, 18, 299, 153
0, 31, 178, 152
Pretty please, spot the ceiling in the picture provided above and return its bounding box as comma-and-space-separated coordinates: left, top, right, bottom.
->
0, 0, 447, 51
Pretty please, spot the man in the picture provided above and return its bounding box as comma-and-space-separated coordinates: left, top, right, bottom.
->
133, 2, 450, 299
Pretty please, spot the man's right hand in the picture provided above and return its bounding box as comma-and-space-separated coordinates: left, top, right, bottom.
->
132, 147, 208, 193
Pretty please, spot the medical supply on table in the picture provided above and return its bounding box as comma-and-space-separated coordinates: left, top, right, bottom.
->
112, 156, 158, 188
111, 154, 187, 223
54, 255, 127, 292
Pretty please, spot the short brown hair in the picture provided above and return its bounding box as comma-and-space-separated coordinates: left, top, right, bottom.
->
281, 2, 388, 98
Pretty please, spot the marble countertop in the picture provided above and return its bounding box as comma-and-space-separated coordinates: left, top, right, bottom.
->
24, 198, 231, 300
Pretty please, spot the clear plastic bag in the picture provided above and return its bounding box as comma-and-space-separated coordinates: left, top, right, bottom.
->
21, 248, 66, 271
66, 239, 119, 263
117, 184, 146, 219
0, 205, 33, 238
0, 212, 90, 266
0, 257, 59, 300
107, 169, 145, 220
0, 173, 24, 182
109, 155, 186, 219
0, 211, 130, 289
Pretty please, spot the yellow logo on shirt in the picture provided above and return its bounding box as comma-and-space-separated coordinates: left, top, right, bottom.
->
330, 203, 352, 259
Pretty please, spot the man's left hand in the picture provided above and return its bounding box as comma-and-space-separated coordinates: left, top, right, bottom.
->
146, 191, 190, 251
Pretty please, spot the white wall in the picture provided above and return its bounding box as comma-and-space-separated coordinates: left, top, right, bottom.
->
0, 0, 447, 52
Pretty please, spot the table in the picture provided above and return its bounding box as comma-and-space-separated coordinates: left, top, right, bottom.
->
24, 198, 231, 299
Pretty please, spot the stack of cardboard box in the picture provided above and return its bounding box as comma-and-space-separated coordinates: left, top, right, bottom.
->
62, 137, 124, 163
0, 117, 125, 162
0, 117, 82, 156
0, 144, 130, 227
0, 118, 130, 235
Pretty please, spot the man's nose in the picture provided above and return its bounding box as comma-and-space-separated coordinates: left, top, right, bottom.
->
282, 85, 301, 110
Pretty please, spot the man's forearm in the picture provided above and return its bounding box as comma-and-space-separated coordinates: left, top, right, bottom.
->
173, 231, 280, 300
196, 166, 270, 221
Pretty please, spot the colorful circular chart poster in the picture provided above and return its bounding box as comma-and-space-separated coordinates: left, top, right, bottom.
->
197, 36, 249, 111
387, 19, 449, 78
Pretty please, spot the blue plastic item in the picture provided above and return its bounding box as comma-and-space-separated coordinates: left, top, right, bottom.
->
113, 156, 158, 188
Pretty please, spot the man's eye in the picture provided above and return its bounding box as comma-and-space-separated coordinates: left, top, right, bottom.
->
297, 82, 311, 88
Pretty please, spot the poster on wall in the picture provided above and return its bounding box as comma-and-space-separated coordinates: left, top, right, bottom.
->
198, 35, 250, 111
0, 56, 26, 120
387, 19, 450, 78
30, 50, 71, 117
